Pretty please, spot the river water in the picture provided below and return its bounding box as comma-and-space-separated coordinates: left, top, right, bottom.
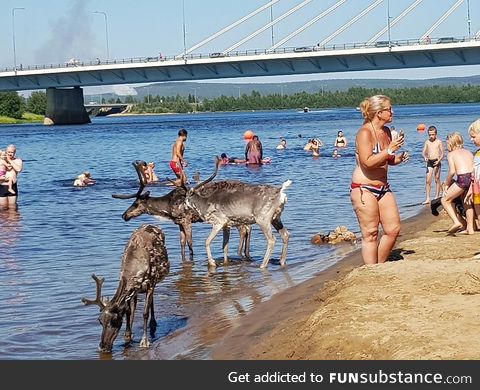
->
1, 103, 479, 360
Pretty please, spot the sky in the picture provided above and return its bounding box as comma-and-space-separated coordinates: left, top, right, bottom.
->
1, 0, 480, 94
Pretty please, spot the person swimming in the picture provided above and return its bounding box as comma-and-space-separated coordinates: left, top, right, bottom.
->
220, 153, 271, 165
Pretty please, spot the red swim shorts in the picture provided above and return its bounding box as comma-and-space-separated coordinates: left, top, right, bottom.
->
169, 160, 183, 176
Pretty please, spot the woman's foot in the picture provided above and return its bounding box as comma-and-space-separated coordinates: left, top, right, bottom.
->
457, 229, 475, 235
447, 224, 463, 234
422, 199, 430, 205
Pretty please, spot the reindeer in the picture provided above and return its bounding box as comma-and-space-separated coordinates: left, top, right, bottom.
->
82, 224, 169, 353
113, 161, 251, 263
183, 158, 292, 269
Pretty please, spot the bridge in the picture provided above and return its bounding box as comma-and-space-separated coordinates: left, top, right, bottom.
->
0, 0, 479, 124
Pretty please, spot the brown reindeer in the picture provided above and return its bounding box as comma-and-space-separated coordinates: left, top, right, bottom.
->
82, 224, 169, 353
113, 161, 251, 263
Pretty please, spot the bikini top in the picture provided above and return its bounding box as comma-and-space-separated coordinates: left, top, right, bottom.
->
336, 137, 345, 145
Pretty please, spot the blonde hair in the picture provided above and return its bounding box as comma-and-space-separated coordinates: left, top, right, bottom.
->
359, 95, 391, 123
468, 119, 480, 135
446, 132, 464, 150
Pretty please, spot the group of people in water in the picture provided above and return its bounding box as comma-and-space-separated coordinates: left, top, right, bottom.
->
352, 94, 480, 266
300, 131, 347, 157
65, 96, 480, 270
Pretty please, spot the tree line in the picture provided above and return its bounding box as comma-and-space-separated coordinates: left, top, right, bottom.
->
1, 84, 480, 119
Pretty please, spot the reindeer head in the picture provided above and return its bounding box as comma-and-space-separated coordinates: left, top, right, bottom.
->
82, 274, 125, 353
112, 161, 152, 221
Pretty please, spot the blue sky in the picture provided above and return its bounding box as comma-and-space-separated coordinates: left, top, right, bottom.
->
1, 0, 480, 88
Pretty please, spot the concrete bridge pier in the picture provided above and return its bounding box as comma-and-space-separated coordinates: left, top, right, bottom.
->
44, 86, 91, 125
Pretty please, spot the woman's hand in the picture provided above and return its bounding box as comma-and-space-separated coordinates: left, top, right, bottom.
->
389, 134, 405, 152
400, 152, 409, 163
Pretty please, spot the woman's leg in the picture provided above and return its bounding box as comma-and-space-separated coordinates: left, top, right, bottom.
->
441, 184, 465, 232
378, 192, 401, 263
351, 188, 380, 265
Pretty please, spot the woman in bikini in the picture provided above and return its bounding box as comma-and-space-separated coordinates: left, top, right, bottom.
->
441, 132, 474, 234
334, 130, 348, 148
350, 95, 409, 265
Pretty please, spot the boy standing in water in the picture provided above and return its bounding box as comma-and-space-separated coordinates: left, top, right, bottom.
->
170, 128, 188, 185
422, 125, 444, 204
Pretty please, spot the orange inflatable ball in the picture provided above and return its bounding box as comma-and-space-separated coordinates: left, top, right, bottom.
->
243, 130, 254, 140
417, 123, 426, 132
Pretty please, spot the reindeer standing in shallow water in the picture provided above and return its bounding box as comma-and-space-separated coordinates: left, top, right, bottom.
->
82, 224, 169, 353
113, 161, 251, 263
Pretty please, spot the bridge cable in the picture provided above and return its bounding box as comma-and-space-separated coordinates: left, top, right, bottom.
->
420, 0, 464, 40
317, 0, 385, 47
178, 0, 280, 57
367, 0, 424, 45
223, 0, 313, 53
267, 0, 348, 52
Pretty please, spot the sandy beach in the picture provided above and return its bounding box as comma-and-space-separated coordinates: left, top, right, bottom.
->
213, 208, 480, 360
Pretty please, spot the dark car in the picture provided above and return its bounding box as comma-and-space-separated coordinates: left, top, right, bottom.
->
209, 52, 227, 58
374, 40, 397, 47
293, 46, 313, 53
436, 37, 461, 44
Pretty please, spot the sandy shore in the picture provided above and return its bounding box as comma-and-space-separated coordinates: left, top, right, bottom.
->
213, 208, 480, 360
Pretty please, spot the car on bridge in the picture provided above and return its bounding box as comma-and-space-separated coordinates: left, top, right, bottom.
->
374, 40, 398, 48
436, 37, 462, 44
209, 52, 227, 58
293, 46, 313, 53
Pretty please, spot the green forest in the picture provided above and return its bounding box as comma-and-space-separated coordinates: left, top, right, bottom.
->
1, 84, 480, 122
132, 84, 480, 113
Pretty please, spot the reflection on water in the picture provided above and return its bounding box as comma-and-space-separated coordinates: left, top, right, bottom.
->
1, 104, 479, 359
0, 207, 24, 305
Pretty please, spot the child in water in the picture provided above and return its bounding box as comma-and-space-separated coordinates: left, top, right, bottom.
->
0, 149, 15, 194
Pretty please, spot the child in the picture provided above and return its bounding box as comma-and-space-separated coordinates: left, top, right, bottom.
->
73, 171, 96, 187
421, 125, 444, 204
0, 149, 16, 195
441, 132, 474, 234
145, 162, 159, 183
468, 119, 480, 231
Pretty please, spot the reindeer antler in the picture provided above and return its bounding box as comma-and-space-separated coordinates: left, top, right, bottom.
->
192, 156, 221, 191
112, 160, 148, 199
82, 273, 107, 310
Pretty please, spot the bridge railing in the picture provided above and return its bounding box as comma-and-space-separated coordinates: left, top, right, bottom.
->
1, 35, 478, 74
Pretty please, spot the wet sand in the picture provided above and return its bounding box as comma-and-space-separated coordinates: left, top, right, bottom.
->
213, 208, 480, 360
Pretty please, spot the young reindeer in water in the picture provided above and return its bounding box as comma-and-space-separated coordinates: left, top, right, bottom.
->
113, 161, 251, 262
82, 224, 169, 353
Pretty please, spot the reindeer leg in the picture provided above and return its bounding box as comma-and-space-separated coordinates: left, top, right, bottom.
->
237, 226, 244, 257
179, 226, 187, 261
205, 224, 224, 267
222, 226, 230, 264
124, 295, 137, 343
149, 298, 157, 330
184, 223, 194, 260
140, 289, 154, 348
273, 218, 289, 266
258, 220, 276, 269
244, 225, 252, 259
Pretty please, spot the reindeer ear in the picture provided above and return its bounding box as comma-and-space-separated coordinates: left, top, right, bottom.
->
140, 191, 151, 199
